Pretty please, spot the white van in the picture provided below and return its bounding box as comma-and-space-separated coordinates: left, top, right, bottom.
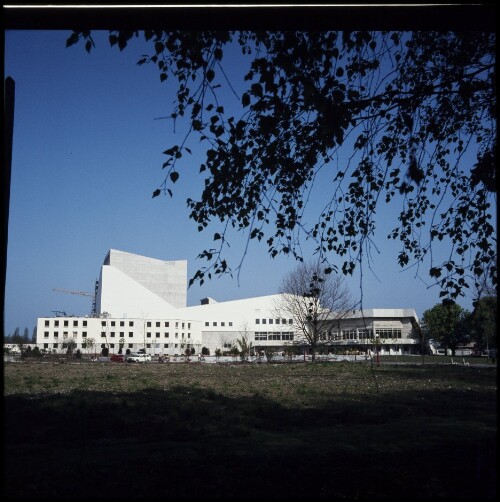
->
126, 353, 152, 363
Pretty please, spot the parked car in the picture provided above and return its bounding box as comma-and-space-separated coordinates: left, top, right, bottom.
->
110, 354, 125, 362
126, 353, 152, 363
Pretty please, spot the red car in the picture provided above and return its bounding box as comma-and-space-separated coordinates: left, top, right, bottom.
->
110, 354, 125, 362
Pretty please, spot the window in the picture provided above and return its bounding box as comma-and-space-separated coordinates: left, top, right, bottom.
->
175, 322, 178, 328
101, 332, 106, 338
282, 319, 286, 324
276, 319, 280, 325
101, 321, 106, 327
55, 320, 59, 327
256, 319, 260, 324
73, 320, 78, 327
181, 333, 185, 338
175, 333, 178, 338
147, 321, 151, 327
221, 322, 225, 327
146, 344, 151, 348
182, 322, 185, 329
358, 329, 372, 339
63, 331, 68, 337
229, 322, 233, 327
129, 321, 134, 327
188, 323, 191, 329
111, 321, 115, 327
147, 332, 151, 338
175, 344, 178, 348
44, 332, 49, 338
156, 322, 160, 327
128, 343, 133, 348
269, 319, 273, 324
288, 319, 293, 324
255, 333, 267, 340
164, 332, 169, 338
44, 343, 48, 349
164, 343, 169, 348
156, 333, 160, 338
119, 332, 124, 337
205, 322, 209, 326
62, 343, 67, 349
110, 343, 115, 348
53, 343, 58, 348
64, 320, 69, 327
262, 319, 267, 324
120, 321, 124, 326
45, 320, 49, 327
213, 322, 217, 326
82, 332, 87, 338
83, 320, 87, 327
54, 332, 59, 338
165, 321, 169, 327
129, 332, 133, 337
269, 334, 281, 340
110, 332, 115, 338
188, 333, 191, 338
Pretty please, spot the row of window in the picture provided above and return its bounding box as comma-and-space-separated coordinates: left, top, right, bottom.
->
375, 328, 402, 339
204, 321, 234, 327
42, 342, 187, 350
44, 331, 87, 338
255, 333, 295, 341
146, 332, 191, 339
256, 318, 293, 325
145, 321, 191, 329
44, 331, 194, 340
44, 319, 196, 329
43, 327, 402, 341
101, 320, 192, 329
317, 328, 402, 341
45, 319, 89, 328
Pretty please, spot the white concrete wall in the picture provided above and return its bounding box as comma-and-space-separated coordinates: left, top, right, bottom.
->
98, 249, 187, 312
98, 265, 179, 319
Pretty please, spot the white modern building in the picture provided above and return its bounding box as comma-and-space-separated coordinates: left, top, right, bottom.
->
37, 249, 420, 356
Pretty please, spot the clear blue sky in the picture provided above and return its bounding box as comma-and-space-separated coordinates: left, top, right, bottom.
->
4, 29, 481, 335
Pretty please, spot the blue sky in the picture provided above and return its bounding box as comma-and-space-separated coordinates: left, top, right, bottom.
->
4, 29, 482, 335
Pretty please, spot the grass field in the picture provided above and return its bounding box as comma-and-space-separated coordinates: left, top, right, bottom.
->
3, 359, 497, 499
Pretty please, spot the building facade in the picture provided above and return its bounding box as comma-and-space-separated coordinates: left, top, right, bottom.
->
37, 250, 420, 356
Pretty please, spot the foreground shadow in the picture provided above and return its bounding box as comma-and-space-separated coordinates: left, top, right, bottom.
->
4, 385, 496, 500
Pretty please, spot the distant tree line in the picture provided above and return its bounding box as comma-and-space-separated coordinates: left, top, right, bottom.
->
4, 326, 37, 344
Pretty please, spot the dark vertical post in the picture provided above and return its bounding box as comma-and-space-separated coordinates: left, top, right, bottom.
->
2, 77, 15, 341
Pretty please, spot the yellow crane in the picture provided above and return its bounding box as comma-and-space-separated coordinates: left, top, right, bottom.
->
52, 281, 98, 317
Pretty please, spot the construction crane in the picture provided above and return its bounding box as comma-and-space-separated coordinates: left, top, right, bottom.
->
53, 280, 98, 317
